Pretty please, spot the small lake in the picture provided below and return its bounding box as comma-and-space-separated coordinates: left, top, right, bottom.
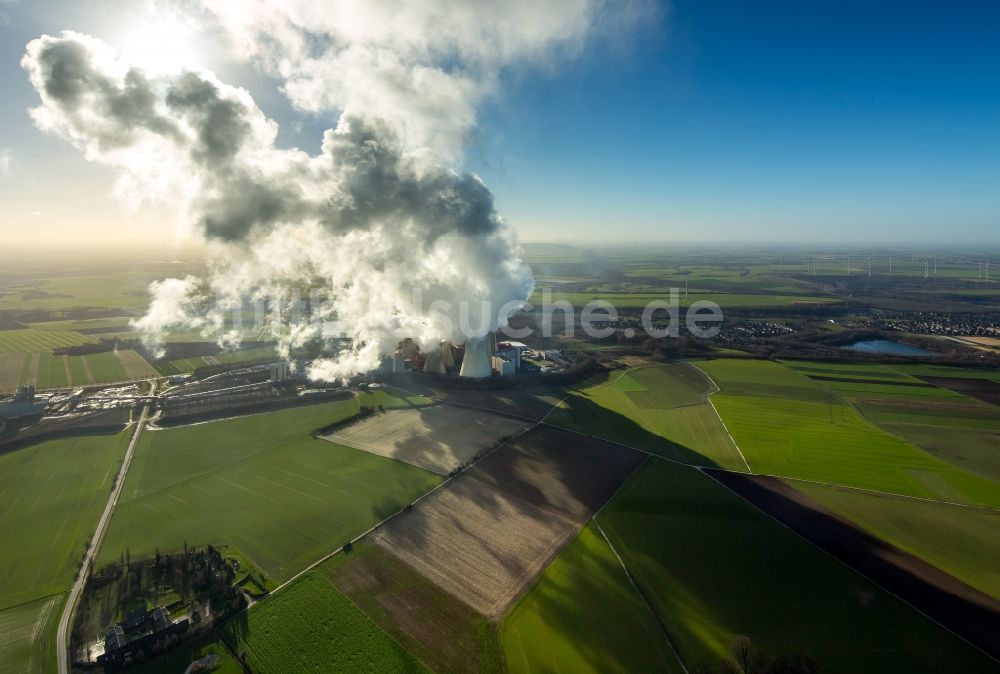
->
842, 339, 936, 356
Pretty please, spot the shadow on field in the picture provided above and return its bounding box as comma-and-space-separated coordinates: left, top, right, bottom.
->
0, 424, 126, 457
391, 373, 565, 421
502, 525, 677, 673
708, 470, 1000, 661
368, 422, 647, 621
554, 392, 724, 469
220, 606, 250, 662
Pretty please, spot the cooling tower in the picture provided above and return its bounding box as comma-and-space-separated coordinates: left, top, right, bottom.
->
459, 336, 492, 378
423, 348, 446, 374
441, 342, 456, 368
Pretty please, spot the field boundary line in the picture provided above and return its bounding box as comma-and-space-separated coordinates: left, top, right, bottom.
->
754, 473, 1000, 514
539, 393, 571, 423
593, 514, 689, 674
266, 420, 540, 599
691, 364, 753, 474
593, 456, 690, 674
702, 470, 1000, 665
55, 393, 151, 674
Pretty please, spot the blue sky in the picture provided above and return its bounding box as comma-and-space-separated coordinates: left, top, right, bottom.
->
1, 0, 999, 245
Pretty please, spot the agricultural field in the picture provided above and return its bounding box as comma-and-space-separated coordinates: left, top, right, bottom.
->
0, 272, 165, 312
885, 425, 1000, 482
0, 328, 94, 354
0, 595, 63, 674
98, 396, 443, 582
221, 572, 429, 673
529, 290, 836, 309
323, 543, 503, 674
696, 359, 1000, 508
412, 383, 565, 421
791, 481, 1000, 600
322, 404, 531, 474
154, 345, 281, 376
115, 349, 159, 381
0, 430, 130, 672
596, 458, 996, 673
780, 359, 1000, 481
0, 430, 132, 611
501, 522, 682, 674
29, 317, 133, 334
548, 362, 749, 471
372, 425, 644, 619
0, 347, 157, 393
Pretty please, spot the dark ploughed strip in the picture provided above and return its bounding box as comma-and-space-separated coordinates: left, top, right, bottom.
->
706, 470, 1000, 661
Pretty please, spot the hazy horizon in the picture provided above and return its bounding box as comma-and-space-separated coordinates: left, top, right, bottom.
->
2, 0, 999, 246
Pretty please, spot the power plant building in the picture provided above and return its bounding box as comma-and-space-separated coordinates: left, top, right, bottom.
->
0, 385, 45, 432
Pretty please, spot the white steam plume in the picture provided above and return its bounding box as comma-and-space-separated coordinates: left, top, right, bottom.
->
22, 2, 646, 380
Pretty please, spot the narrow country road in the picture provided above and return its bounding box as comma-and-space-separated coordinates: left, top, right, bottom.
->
56, 395, 151, 674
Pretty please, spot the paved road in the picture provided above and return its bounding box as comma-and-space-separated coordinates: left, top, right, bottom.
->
56, 401, 149, 674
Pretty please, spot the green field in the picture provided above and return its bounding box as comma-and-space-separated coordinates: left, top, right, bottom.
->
1, 348, 162, 393
0, 430, 131, 610
0, 431, 131, 672
222, 572, 429, 673
782, 360, 1000, 480
81, 351, 129, 382
791, 482, 1000, 600
29, 317, 133, 333
0, 329, 94, 354
0, 273, 163, 312
501, 522, 682, 674
98, 394, 442, 581
155, 345, 281, 376
549, 363, 748, 470
0, 595, 63, 674
696, 359, 1000, 507
215, 345, 279, 364
34, 352, 68, 389
596, 458, 996, 673
529, 290, 835, 309
883, 424, 1000, 482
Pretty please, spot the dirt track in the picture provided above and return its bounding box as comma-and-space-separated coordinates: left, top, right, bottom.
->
707, 470, 1000, 661
373, 425, 645, 619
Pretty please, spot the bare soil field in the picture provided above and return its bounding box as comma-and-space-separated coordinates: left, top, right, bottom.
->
0, 353, 25, 394
115, 349, 157, 380
327, 543, 503, 673
322, 405, 531, 474
372, 425, 645, 619
708, 470, 1000, 660
921, 376, 1000, 407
